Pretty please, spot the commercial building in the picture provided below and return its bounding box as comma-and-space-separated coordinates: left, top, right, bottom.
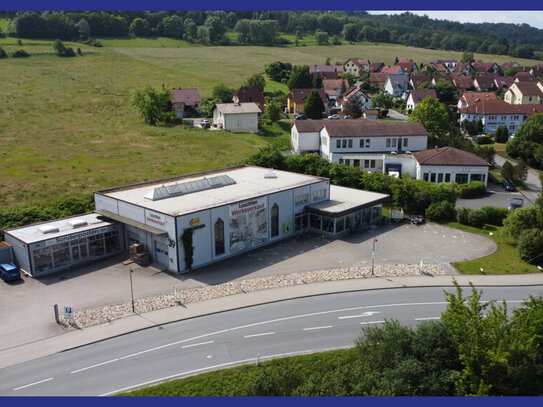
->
5, 166, 388, 276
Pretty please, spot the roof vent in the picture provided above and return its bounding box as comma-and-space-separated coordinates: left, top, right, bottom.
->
38, 225, 59, 234
406, 151, 412, 154
68, 219, 88, 228
391, 151, 398, 155
264, 170, 277, 179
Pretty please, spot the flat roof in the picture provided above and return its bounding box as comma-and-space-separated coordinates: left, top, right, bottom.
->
4, 213, 117, 244
97, 166, 329, 217
307, 185, 389, 217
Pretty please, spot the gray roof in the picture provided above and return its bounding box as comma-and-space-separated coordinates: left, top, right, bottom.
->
307, 185, 389, 217
215, 102, 261, 114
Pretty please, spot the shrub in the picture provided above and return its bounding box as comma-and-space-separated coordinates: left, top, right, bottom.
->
467, 209, 487, 228
425, 200, 456, 222
12, 49, 29, 58
503, 206, 539, 239
456, 207, 473, 225
476, 135, 493, 145
0, 47, 7, 58
501, 161, 514, 181
480, 206, 509, 226
495, 126, 509, 143
459, 181, 486, 198
517, 228, 543, 264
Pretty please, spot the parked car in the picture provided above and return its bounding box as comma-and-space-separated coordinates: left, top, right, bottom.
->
508, 198, 523, 210
410, 215, 425, 225
294, 114, 307, 120
327, 114, 340, 120
200, 120, 211, 128
502, 179, 516, 192
0, 263, 21, 282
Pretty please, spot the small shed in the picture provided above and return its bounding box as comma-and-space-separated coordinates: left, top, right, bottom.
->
212, 102, 261, 133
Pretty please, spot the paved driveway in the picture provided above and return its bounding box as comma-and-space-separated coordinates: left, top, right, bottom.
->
456, 183, 528, 210
0, 222, 495, 350
494, 155, 541, 205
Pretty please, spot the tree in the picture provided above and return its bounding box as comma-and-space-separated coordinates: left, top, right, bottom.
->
460, 51, 475, 63
500, 161, 514, 181
495, 126, 509, 143
184, 18, 197, 39
506, 113, 543, 168
434, 80, 457, 104
204, 16, 226, 43
408, 97, 449, 138
265, 100, 283, 123
265, 62, 282, 82
315, 30, 329, 45
512, 160, 528, 185
304, 89, 325, 119
129, 18, 151, 37
243, 73, 266, 93
53, 39, 75, 57
312, 73, 323, 89
517, 228, 543, 263
196, 26, 209, 43
287, 65, 313, 90
516, 44, 535, 59
75, 18, 91, 40
158, 15, 184, 39
130, 84, 174, 126
343, 95, 363, 118
370, 91, 394, 110
503, 206, 539, 239
212, 84, 235, 103
0, 47, 7, 58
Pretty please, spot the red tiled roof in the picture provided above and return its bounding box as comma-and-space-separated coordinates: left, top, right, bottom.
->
370, 72, 388, 83
381, 65, 403, 75
427, 63, 448, 72
501, 61, 520, 70
289, 88, 327, 104
171, 88, 202, 105
459, 99, 526, 115
471, 62, 498, 73
453, 62, 473, 73
474, 75, 496, 90
234, 86, 265, 105
397, 61, 417, 72
514, 72, 535, 82
531, 64, 543, 77
453, 76, 475, 90
494, 76, 514, 89
323, 79, 349, 90
414, 147, 489, 167
309, 65, 344, 74
370, 62, 384, 72
322, 119, 428, 138
292, 119, 325, 132
408, 89, 437, 103
461, 92, 498, 106
410, 75, 432, 87
515, 104, 543, 117
345, 58, 370, 70
512, 82, 543, 97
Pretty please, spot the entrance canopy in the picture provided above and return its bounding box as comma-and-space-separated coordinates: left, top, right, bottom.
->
306, 185, 389, 218
94, 210, 168, 236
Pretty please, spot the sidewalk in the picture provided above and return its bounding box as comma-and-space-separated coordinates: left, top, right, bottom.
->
1, 272, 542, 370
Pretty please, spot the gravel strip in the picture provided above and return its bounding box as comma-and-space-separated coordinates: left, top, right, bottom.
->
59, 263, 449, 331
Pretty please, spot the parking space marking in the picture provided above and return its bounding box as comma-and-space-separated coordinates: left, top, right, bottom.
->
71, 359, 119, 374
303, 326, 333, 331
181, 341, 214, 349
244, 332, 275, 338
13, 377, 53, 391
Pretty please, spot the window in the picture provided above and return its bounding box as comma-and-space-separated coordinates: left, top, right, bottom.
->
345, 159, 351, 166
501, 116, 506, 120
430, 173, 436, 183
359, 139, 364, 148
455, 174, 469, 184
313, 189, 326, 201
437, 173, 443, 183
392, 138, 397, 148
336, 139, 341, 148
310, 214, 322, 229
295, 213, 308, 231
271, 204, 279, 237
364, 160, 369, 168
339, 159, 344, 164
348, 139, 353, 148
386, 138, 391, 147
370, 160, 376, 168
214, 218, 225, 255
445, 173, 451, 182
403, 138, 408, 147
295, 194, 308, 206
353, 159, 360, 167
365, 139, 370, 148
321, 136, 328, 147
342, 139, 347, 148
423, 173, 429, 181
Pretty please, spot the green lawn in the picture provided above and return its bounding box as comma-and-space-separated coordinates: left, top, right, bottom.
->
447, 222, 540, 274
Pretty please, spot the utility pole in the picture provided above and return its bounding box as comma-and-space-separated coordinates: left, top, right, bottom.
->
371, 238, 378, 276
129, 269, 135, 313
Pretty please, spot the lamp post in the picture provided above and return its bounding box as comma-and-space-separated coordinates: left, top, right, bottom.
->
129, 269, 135, 313
371, 238, 378, 276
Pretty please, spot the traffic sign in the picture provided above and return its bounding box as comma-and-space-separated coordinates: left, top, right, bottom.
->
64, 306, 74, 321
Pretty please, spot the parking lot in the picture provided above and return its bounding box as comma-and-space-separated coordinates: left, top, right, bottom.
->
456, 183, 529, 210
0, 222, 496, 351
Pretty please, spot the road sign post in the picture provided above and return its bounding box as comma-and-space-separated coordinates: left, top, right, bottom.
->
64, 306, 74, 321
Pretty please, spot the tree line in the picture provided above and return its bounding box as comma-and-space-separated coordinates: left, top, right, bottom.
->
3, 11, 543, 58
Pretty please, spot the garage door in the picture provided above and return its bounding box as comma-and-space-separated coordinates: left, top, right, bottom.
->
154, 241, 169, 266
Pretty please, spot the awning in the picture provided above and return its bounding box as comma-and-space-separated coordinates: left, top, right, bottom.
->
94, 210, 168, 236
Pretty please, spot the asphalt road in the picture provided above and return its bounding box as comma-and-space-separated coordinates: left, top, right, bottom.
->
1, 285, 542, 396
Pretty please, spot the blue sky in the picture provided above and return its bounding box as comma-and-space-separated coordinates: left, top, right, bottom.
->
369, 11, 543, 30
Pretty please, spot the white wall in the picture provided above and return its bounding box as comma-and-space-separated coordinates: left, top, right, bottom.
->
268, 190, 295, 242
325, 133, 427, 155
95, 194, 118, 214
224, 113, 258, 133
177, 210, 213, 271
118, 201, 145, 223
416, 163, 488, 186
384, 156, 417, 178
291, 126, 321, 153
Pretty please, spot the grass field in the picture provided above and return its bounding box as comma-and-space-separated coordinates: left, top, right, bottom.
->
447, 222, 541, 274
0, 35, 540, 210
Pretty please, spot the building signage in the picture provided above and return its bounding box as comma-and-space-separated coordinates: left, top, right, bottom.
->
146, 212, 166, 228
190, 218, 200, 227
44, 226, 115, 247
229, 197, 267, 254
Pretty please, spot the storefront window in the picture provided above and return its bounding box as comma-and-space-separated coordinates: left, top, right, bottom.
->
52, 242, 71, 268
310, 214, 322, 230
105, 229, 121, 254
215, 218, 225, 255
322, 217, 333, 233
295, 213, 308, 231
336, 218, 345, 233
33, 247, 53, 273
89, 234, 105, 258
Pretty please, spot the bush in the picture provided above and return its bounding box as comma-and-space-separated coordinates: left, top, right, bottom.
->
495, 126, 509, 143
456, 207, 473, 225
12, 49, 29, 58
476, 135, 493, 145
517, 228, 543, 264
503, 206, 539, 239
480, 206, 509, 226
467, 209, 487, 228
0, 47, 7, 58
459, 181, 486, 198
425, 200, 456, 222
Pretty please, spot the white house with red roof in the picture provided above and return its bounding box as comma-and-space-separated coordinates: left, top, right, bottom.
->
406, 89, 438, 112
458, 99, 527, 134
343, 58, 370, 76
335, 87, 371, 112
213, 102, 261, 133
457, 92, 498, 109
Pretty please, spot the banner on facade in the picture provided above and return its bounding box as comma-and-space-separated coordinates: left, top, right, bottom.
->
229, 198, 267, 254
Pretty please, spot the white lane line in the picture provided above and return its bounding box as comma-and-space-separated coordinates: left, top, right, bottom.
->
415, 317, 441, 321
360, 321, 385, 325
338, 311, 380, 320
244, 332, 275, 338
71, 358, 120, 374
13, 377, 53, 391
303, 326, 332, 331
181, 341, 214, 349
365, 301, 448, 309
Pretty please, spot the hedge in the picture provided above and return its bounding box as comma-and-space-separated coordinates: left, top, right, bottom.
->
459, 181, 486, 198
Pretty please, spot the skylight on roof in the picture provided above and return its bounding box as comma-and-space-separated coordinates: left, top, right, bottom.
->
145, 175, 236, 201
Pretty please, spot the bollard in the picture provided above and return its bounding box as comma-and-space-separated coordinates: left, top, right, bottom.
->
54, 304, 60, 324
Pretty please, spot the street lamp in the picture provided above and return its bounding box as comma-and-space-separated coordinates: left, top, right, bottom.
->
129, 269, 135, 313
371, 238, 378, 276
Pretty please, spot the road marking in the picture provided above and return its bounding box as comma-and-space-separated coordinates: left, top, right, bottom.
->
365, 301, 448, 309
415, 317, 441, 321
303, 326, 332, 331
360, 321, 385, 325
181, 341, 214, 349
13, 377, 53, 391
71, 358, 119, 374
244, 332, 275, 338
338, 311, 380, 320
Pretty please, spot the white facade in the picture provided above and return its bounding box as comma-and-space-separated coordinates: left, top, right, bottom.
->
384, 74, 409, 98
459, 111, 525, 135
291, 126, 320, 154
213, 110, 259, 133
416, 163, 488, 186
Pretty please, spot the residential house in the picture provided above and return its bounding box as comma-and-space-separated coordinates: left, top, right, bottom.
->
429, 59, 458, 71
213, 102, 261, 133
530, 64, 543, 78
473, 75, 496, 91
457, 92, 497, 109
343, 59, 370, 76
369, 62, 385, 73
432, 75, 454, 85
384, 74, 409, 98
363, 109, 380, 120
171, 88, 202, 118
406, 89, 438, 112
370, 72, 388, 89
336, 87, 371, 112
310, 65, 343, 80
501, 61, 521, 72
459, 100, 527, 135
381, 65, 404, 75
453, 76, 475, 91
514, 72, 535, 83
323, 79, 350, 101
414, 147, 489, 186
494, 76, 514, 91
425, 63, 448, 74
396, 59, 418, 74
504, 82, 543, 105
471, 62, 499, 74
409, 75, 432, 89
287, 88, 328, 114
233, 86, 266, 112
453, 62, 474, 75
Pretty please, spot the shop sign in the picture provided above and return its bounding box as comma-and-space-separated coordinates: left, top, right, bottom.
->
45, 226, 113, 247
190, 218, 200, 227
146, 212, 166, 228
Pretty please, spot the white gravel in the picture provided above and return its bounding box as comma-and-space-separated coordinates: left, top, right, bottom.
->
59, 263, 449, 330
